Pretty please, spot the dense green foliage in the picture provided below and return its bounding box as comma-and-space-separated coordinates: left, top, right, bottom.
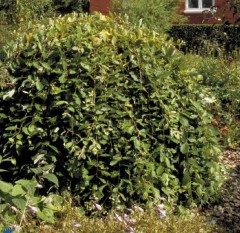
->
0, 13, 224, 213
111, 0, 186, 33
0, 0, 89, 23
0, 0, 53, 23
168, 25, 240, 55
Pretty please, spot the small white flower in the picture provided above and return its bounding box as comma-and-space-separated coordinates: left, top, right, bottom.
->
36, 183, 43, 189
12, 225, 21, 231
203, 97, 215, 104
156, 204, 164, 210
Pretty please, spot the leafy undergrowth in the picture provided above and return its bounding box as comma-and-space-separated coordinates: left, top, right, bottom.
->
181, 54, 240, 148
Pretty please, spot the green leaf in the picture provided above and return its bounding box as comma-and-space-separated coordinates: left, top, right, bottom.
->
37, 208, 55, 223
180, 143, 189, 155
182, 170, 191, 186
5, 125, 17, 131
0, 204, 7, 212
15, 180, 37, 195
56, 100, 68, 106
11, 184, 26, 196
59, 73, 66, 83
42, 173, 59, 187
161, 173, 169, 186
179, 116, 189, 126
12, 197, 27, 211
132, 137, 140, 150
80, 62, 91, 71
36, 78, 44, 91
22, 126, 30, 135
0, 181, 13, 193
0, 169, 7, 172
3, 89, 15, 100
42, 62, 52, 71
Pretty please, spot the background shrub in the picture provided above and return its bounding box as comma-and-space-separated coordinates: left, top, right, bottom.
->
182, 54, 240, 147
168, 25, 240, 55
0, 13, 223, 210
0, 0, 89, 24
111, 0, 187, 33
53, 0, 90, 14
0, 0, 53, 23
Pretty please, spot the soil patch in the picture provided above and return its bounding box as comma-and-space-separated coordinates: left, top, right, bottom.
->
203, 149, 240, 233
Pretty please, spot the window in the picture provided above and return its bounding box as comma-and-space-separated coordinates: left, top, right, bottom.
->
186, 0, 214, 12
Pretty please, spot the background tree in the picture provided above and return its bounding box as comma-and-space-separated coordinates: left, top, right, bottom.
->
53, 0, 89, 15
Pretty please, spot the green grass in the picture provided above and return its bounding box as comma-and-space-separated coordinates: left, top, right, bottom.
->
17, 199, 220, 233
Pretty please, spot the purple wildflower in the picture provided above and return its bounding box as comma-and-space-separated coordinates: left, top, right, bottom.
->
126, 226, 134, 233
10, 206, 18, 213
116, 206, 122, 211
71, 222, 82, 228
126, 208, 134, 213
94, 203, 102, 211
12, 225, 21, 231
134, 205, 144, 213
29, 206, 38, 214
115, 213, 123, 222
155, 204, 167, 219
123, 213, 129, 220
128, 218, 136, 224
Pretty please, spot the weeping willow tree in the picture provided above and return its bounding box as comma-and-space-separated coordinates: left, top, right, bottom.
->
111, 0, 187, 33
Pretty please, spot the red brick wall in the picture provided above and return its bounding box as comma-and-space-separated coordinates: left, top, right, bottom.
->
90, 0, 111, 15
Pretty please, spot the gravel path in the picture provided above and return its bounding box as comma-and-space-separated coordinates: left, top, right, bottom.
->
203, 149, 240, 233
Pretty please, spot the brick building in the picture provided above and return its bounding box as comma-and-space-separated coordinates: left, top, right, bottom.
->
90, 0, 239, 24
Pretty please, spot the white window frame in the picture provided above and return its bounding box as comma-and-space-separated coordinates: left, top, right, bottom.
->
185, 0, 215, 13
